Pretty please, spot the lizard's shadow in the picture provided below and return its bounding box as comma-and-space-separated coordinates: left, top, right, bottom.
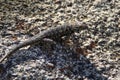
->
0, 43, 108, 80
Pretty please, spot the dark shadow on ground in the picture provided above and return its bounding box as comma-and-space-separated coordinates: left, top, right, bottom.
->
0, 43, 108, 80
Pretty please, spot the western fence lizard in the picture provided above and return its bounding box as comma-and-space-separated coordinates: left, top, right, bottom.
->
0, 23, 88, 63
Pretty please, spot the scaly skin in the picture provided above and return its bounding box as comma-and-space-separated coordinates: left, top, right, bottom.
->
0, 23, 88, 63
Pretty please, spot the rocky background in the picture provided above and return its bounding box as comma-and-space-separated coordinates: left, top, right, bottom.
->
0, 0, 120, 80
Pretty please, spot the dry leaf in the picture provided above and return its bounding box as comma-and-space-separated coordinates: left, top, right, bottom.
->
75, 47, 90, 56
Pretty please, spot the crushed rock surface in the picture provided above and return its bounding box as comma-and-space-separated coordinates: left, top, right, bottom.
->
0, 0, 120, 80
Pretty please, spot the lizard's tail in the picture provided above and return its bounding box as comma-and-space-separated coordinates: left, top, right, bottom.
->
0, 44, 23, 63
0, 33, 44, 63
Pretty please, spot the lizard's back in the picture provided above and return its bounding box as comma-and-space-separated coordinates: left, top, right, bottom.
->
0, 23, 87, 63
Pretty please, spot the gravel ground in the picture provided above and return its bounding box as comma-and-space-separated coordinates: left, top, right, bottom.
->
0, 0, 120, 80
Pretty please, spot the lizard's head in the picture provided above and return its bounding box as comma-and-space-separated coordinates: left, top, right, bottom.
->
72, 22, 88, 32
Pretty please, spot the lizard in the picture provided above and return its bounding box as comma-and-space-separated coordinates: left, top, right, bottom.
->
0, 23, 88, 64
